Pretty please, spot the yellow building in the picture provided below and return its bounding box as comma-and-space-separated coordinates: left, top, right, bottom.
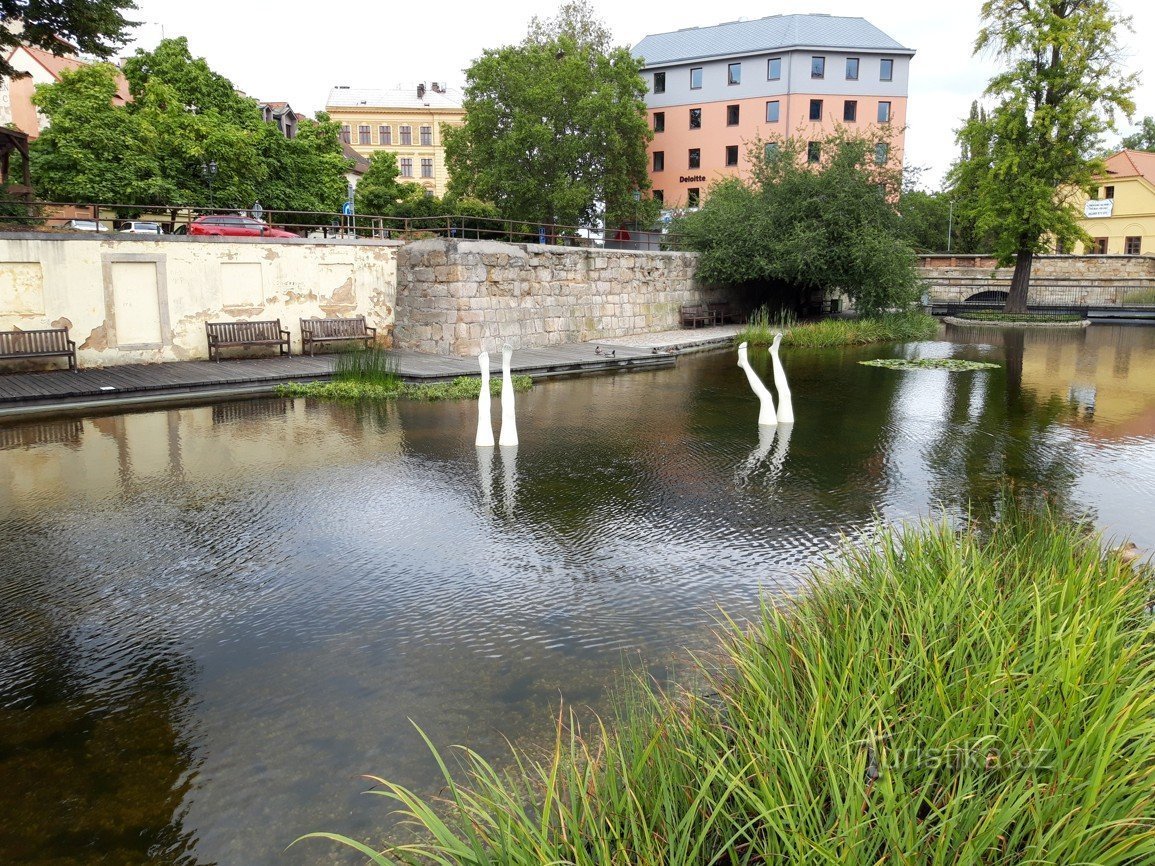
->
1070, 150, 1155, 255
325, 83, 463, 199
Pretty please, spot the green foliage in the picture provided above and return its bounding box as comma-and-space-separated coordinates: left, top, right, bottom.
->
736, 311, 939, 348
679, 130, 923, 315
1123, 287, 1155, 305
954, 311, 1083, 323
297, 505, 1155, 864
859, 358, 1002, 371
1121, 116, 1155, 152
353, 152, 407, 216
29, 38, 349, 213
333, 346, 401, 388
0, 0, 136, 80
444, 0, 654, 228
275, 375, 533, 402
897, 188, 951, 253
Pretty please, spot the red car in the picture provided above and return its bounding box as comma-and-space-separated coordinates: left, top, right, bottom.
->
187, 215, 298, 238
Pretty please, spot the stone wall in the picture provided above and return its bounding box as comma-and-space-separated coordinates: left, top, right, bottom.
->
919, 254, 1155, 305
0, 233, 399, 366
393, 238, 708, 355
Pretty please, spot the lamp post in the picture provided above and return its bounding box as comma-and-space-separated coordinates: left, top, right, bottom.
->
201, 160, 218, 211
947, 199, 954, 253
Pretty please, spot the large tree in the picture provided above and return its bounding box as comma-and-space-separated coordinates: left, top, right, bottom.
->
949, 0, 1135, 313
443, 0, 654, 229
1121, 116, 1155, 152
0, 0, 136, 80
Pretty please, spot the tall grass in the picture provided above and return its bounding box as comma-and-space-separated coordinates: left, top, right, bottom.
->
334, 346, 403, 388
276, 375, 532, 402
296, 505, 1155, 864
737, 309, 939, 348
1124, 287, 1155, 306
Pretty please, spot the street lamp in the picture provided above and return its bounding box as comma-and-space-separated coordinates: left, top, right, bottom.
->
201, 160, 218, 210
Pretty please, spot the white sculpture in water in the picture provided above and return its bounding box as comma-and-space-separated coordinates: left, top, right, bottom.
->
737, 341, 777, 426
769, 332, 794, 424
499, 343, 519, 447
476, 350, 495, 447
501, 444, 518, 517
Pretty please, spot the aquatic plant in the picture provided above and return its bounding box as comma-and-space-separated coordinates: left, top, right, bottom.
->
334, 346, 403, 388
276, 375, 532, 402
737, 310, 939, 348
953, 312, 1083, 324
859, 358, 1001, 371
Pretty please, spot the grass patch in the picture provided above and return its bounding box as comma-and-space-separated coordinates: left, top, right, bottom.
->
275, 375, 532, 402
954, 311, 1083, 324
297, 504, 1155, 864
1123, 288, 1155, 306
860, 358, 1001, 371
334, 346, 403, 387
736, 309, 939, 348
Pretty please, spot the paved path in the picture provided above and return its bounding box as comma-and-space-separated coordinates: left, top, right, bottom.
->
0, 329, 738, 418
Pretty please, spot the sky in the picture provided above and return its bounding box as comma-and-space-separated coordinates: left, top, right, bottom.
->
120, 0, 1155, 190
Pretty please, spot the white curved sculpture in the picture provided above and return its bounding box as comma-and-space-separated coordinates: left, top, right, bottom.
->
475, 350, 495, 447
737, 341, 777, 426
499, 343, 519, 446
500, 444, 518, 517
769, 332, 794, 424
477, 442, 495, 509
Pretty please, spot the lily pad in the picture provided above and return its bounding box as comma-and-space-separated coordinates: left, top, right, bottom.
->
859, 358, 1001, 371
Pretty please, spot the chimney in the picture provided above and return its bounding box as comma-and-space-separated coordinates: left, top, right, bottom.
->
431, 82, 443, 94
416, 82, 426, 99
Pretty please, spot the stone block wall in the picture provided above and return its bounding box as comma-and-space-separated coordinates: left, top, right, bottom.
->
393, 238, 709, 355
919, 254, 1155, 305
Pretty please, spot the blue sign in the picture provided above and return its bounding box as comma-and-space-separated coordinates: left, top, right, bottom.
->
342, 201, 353, 216
538, 226, 546, 244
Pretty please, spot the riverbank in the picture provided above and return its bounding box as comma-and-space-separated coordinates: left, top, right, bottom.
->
736, 311, 940, 348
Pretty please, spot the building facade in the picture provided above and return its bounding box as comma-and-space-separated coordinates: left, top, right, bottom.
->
325, 83, 464, 199
633, 14, 914, 209
1070, 150, 1155, 256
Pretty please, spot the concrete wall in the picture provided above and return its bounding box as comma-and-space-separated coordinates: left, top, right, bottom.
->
394, 239, 707, 355
0, 234, 399, 366
919, 254, 1155, 305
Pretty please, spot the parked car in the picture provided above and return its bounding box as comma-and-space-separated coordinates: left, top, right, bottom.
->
62, 219, 107, 232
187, 215, 298, 238
115, 220, 164, 235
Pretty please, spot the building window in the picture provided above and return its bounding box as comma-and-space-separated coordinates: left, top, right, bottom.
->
874, 142, 889, 164
844, 100, 858, 122
379, 125, 391, 144
420, 125, 433, 146
653, 151, 664, 172
764, 142, 779, 158
811, 56, 825, 79
766, 100, 780, 123
878, 101, 892, 122
690, 67, 703, 89
653, 189, 664, 205
687, 188, 700, 208
880, 58, 894, 81
688, 148, 701, 169
654, 71, 666, 93
654, 111, 665, 132
767, 57, 781, 80
728, 62, 741, 85
400, 125, 412, 145
726, 104, 739, 125
420, 157, 434, 178
846, 57, 860, 80
1105, 185, 1115, 199
358, 124, 371, 144
809, 99, 823, 121
725, 145, 739, 167
1092, 237, 1108, 254
1125, 236, 1142, 254
340, 124, 351, 143
689, 107, 702, 129
400, 157, 413, 177
807, 141, 821, 163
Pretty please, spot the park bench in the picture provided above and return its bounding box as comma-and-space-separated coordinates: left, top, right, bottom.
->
0, 327, 77, 371
680, 304, 713, 328
707, 302, 741, 324
300, 316, 377, 356
205, 319, 291, 362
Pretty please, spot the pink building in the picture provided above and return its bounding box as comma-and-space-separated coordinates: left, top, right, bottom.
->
633, 14, 915, 209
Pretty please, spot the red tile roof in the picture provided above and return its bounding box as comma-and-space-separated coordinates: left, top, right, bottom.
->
15, 43, 131, 104
1104, 149, 1155, 186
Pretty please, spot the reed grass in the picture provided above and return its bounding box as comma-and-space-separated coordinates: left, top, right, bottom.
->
275, 375, 532, 402
736, 309, 939, 348
296, 503, 1155, 864
334, 346, 403, 388
1123, 287, 1155, 305
954, 311, 1083, 323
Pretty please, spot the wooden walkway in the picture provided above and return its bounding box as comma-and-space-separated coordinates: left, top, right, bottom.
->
0, 342, 676, 415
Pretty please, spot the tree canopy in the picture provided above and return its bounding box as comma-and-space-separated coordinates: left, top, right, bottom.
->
1, 0, 136, 80
677, 130, 922, 315
1121, 116, 1155, 152
443, 0, 655, 229
948, 0, 1135, 312
29, 38, 349, 216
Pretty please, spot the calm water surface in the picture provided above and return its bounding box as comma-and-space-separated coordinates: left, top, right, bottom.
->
2, 324, 1154, 864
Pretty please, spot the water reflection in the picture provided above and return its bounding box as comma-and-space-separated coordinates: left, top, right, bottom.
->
1, 325, 1154, 865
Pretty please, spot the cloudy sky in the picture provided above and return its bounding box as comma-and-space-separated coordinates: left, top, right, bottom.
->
122, 0, 1153, 189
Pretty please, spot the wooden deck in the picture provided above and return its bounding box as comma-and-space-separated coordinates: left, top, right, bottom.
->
0, 343, 675, 415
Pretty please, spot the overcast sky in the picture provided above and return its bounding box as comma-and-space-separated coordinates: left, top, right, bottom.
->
121, 0, 1154, 189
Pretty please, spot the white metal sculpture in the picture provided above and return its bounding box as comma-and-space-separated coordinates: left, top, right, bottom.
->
475, 350, 495, 447
477, 442, 495, 509
499, 343, 519, 447
769, 332, 794, 424
501, 444, 518, 517
737, 341, 777, 426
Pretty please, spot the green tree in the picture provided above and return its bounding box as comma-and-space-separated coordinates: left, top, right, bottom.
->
353, 151, 407, 216
677, 130, 922, 315
948, 1, 1135, 313
1121, 116, 1155, 151
898, 189, 952, 253
443, 0, 654, 229
0, 0, 136, 80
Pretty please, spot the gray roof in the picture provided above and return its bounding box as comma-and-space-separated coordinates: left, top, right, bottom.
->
633, 14, 914, 67
325, 85, 463, 111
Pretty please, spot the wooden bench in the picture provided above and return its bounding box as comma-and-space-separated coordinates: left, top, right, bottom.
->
680, 304, 713, 328
0, 327, 77, 371
300, 316, 377, 356
205, 320, 291, 362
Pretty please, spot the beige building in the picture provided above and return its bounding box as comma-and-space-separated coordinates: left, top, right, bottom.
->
1069, 150, 1155, 256
325, 83, 463, 199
